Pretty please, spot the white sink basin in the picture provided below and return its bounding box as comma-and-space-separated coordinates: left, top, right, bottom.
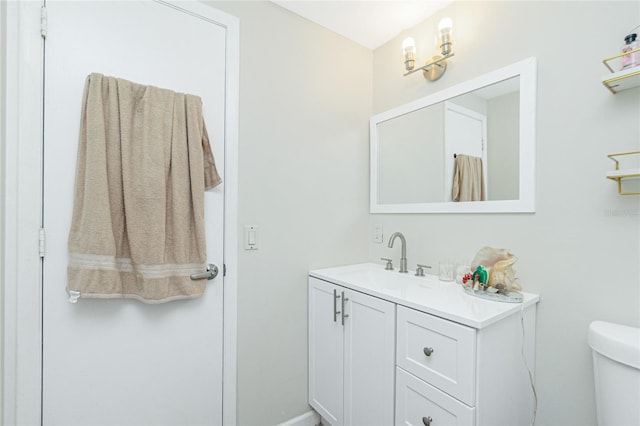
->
309, 262, 539, 328
330, 264, 437, 290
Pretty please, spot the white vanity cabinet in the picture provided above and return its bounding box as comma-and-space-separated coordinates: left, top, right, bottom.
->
394, 303, 537, 426
309, 263, 539, 426
395, 305, 477, 426
308, 277, 396, 426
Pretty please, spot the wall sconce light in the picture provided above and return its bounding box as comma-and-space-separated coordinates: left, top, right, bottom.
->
403, 17, 454, 81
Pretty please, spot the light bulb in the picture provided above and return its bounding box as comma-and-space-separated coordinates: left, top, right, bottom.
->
438, 18, 453, 56
402, 37, 416, 53
402, 37, 416, 71
438, 17, 453, 34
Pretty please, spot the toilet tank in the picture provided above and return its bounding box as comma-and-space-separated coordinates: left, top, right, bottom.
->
588, 321, 640, 426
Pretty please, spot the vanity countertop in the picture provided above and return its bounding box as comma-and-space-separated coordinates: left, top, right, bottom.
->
310, 262, 539, 329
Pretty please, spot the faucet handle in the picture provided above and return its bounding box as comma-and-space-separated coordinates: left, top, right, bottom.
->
381, 258, 394, 270
415, 264, 432, 277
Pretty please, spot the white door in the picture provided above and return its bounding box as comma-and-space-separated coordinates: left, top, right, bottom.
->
42, 2, 226, 424
443, 102, 488, 201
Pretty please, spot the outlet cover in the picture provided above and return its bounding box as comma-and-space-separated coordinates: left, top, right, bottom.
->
372, 224, 383, 244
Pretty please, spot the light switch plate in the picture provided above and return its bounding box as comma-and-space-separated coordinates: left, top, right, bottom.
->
244, 225, 258, 250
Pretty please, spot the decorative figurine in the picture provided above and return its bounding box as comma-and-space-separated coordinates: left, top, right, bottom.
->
470, 246, 522, 291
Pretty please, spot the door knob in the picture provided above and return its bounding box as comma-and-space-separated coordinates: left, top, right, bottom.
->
423, 347, 434, 357
422, 416, 433, 426
190, 264, 219, 281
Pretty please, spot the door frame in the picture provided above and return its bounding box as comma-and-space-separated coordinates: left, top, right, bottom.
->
1, 2, 239, 424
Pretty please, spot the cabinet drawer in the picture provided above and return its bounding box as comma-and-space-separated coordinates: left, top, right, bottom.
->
397, 306, 476, 405
395, 367, 475, 426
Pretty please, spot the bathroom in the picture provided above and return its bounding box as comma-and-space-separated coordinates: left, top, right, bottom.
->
1, 1, 639, 425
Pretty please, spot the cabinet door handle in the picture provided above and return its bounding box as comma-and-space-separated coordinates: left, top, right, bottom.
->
333, 289, 341, 322
423, 347, 434, 357
422, 416, 433, 426
341, 291, 349, 325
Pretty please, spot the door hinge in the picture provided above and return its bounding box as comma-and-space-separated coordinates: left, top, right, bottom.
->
40, 6, 48, 39
223, 263, 227, 277
39, 228, 46, 258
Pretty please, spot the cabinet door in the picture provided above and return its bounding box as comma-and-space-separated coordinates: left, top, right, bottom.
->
396, 367, 475, 426
344, 289, 396, 426
309, 278, 344, 425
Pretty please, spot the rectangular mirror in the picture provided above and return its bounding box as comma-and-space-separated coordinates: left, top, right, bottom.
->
370, 57, 536, 213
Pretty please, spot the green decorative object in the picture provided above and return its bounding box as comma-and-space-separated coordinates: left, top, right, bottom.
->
472, 265, 488, 284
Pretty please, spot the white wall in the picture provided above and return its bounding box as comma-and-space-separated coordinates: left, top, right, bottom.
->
487, 91, 519, 200
377, 103, 444, 204
371, 2, 640, 425
206, 2, 372, 425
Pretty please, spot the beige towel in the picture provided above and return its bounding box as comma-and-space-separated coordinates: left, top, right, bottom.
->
452, 154, 486, 202
67, 73, 222, 303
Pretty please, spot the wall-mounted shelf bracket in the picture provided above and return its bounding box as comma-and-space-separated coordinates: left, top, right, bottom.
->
606, 151, 640, 195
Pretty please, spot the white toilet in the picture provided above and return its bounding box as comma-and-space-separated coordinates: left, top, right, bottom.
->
588, 321, 640, 426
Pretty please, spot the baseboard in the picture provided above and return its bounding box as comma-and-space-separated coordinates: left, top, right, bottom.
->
277, 410, 321, 426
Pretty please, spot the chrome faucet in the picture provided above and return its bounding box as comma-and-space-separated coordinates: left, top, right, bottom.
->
388, 232, 408, 273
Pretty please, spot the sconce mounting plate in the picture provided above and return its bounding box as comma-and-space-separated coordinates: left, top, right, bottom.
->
423, 55, 447, 81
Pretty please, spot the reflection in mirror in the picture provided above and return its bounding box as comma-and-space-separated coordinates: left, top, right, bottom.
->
377, 77, 520, 204
370, 58, 536, 213
377, 103, 445, 204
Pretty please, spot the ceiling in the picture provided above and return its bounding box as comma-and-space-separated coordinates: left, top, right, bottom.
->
272, 1, 453, 50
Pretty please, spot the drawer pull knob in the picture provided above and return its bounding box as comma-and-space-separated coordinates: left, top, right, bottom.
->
423, 347, 434, 357
422, 416, 433, 426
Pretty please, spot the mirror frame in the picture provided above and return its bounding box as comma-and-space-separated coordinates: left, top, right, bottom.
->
370, 57, 537, 213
